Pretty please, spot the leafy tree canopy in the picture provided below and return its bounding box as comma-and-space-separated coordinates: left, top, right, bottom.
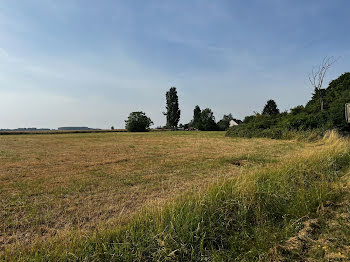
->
199, 108, 219, 131
193, 105, 201, 129
164, 87, 181, 129
217, 114, 235, 131
125, 112, 153, 132
262, 99, 280, 116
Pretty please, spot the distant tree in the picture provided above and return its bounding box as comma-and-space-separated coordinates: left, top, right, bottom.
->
309, 56, 337, 111
217, 113, 234, 131
192, 105, 201, 129
262, 99, 280, 116
125, 111, 153, 132
290, 105, 304, 115
163, 87, 181, 129
111, 126, 115, 130
199, 108, 218, 131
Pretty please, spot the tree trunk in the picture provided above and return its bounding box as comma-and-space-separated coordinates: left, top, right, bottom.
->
320, 97, 324, 111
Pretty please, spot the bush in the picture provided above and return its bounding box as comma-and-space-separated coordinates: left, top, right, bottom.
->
125, 112, 153, 132
226, 124, 325, 141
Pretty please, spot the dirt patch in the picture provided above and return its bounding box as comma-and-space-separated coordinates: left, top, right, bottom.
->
230, 160, 249, 166
270, 179, 350, 261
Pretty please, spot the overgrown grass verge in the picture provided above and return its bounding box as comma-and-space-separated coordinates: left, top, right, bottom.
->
225, 125, 326, 141
4, 132, 350, 261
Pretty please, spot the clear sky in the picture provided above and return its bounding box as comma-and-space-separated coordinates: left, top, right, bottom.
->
0, 0, 350, 129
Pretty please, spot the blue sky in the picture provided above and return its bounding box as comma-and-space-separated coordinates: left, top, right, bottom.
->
0, 0, 350, 129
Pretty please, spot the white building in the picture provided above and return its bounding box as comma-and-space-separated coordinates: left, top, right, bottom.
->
229, 120, 239, 127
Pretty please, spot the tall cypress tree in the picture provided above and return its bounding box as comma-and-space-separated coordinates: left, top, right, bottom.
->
193, 105, 201, 129
164, 87, 181, 129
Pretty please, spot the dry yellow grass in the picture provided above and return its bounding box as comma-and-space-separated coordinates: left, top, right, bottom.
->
0, 131, 309, 253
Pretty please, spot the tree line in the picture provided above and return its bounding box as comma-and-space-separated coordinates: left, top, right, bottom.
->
124, 87, 239, 132
225, 57, 350, 139
125, 57, 346, 134
227, 72, 350, 139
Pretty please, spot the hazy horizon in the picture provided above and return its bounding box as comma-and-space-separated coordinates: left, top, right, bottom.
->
1, 0, 350, 129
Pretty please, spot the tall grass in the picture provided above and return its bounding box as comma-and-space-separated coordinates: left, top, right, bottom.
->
225, 126, 326, 141
5, 131, 350, 261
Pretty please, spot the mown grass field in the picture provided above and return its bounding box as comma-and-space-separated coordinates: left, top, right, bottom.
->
1, 131, 349, 261
0, 132, 305, 253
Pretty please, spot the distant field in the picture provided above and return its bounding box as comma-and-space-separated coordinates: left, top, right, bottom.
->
0, 131, 309, 254
0, 129, 127, 135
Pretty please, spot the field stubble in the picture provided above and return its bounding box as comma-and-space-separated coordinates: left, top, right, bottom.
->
0, 131, 307, 253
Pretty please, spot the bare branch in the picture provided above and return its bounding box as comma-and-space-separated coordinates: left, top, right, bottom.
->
309, 56, 339, 111
309, 56, 338, 91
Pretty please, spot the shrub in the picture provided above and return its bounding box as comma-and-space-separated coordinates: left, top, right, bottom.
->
125, 112, 153, 132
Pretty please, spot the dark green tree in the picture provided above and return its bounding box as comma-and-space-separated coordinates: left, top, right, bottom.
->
312, 88, 326, 111
193, 105, 201, 129
163, 87, 181, 129
125, 112, 153, 132
217, 113, 234, 131
199, 108, 218, 131
262, 99, 280, 116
